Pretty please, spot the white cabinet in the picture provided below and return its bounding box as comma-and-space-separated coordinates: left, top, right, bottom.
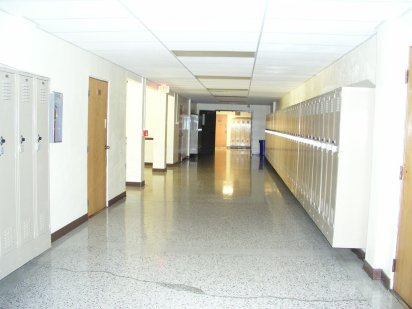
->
0, 68, 50, 280
265, 87, 374, 248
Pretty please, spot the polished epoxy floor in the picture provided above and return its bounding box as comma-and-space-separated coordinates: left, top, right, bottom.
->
0, 149, 404, 308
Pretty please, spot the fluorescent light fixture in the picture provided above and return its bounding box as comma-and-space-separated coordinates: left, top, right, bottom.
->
197, 76, 250, 80
173, 51, 255, 58
208, 88, 249, 92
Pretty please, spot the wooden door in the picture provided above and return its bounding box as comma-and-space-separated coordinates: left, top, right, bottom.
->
394, 47, 412, 307
88, 78, 108, 217
215, 114, 227, 148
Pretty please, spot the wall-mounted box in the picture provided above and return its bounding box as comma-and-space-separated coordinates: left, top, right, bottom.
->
49, 91, 63, 143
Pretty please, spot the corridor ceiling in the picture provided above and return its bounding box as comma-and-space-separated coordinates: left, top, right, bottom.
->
1, 0, 412, 104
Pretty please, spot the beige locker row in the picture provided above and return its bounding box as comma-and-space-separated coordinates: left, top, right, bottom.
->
265, 88, 374, 248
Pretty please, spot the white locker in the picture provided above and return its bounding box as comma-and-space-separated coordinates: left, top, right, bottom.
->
0, 68, 50, 280
0, 70, 18, 258
36, 78, 50, 236
18, 74, 35, 245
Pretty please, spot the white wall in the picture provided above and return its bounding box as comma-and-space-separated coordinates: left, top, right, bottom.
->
278, 15, 412, 287
126, 78, 144, 183
0, 11, 139, 232
166, 93, 179, 164
145, 84, 167, 169
196, 104, 271, 154
365, 13, 412, 284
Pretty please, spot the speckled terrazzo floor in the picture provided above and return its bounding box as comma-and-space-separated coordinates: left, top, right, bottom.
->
0, 149, 404, 308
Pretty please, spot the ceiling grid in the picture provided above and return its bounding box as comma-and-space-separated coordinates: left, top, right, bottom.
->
1, 0, 412, 104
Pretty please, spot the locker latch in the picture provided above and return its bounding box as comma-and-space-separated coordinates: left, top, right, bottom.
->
37, 134, 43, 143
20, 135, 26, 144
0, 136, 5, 156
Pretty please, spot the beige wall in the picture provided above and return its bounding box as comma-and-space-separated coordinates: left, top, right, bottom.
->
280, 36, 377, 108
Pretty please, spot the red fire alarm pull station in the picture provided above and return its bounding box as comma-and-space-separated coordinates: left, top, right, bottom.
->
143, 130, 148, 137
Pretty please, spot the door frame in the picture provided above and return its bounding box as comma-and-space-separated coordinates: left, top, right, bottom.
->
394, 47, 412, 306
215, 110, 253, 151
88, 76, 109, 215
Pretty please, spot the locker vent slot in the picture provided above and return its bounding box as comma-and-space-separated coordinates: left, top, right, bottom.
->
39, 213, 48, 234
2, 227, 14, 254
2, 79, 13, 102
39, 83, 48, 105
22, 218, 32, 243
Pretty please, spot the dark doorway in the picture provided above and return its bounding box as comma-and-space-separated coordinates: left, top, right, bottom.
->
199, 110, 216, 154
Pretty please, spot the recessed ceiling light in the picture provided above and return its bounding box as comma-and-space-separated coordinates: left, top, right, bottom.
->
172, 51, 255, 58
197, 76, 251, 80
214, 96, 247, 98
208, 88, 249, 92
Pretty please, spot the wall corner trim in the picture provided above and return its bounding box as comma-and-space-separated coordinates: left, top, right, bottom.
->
51, 214, 88, 242
108, 191, 126, 207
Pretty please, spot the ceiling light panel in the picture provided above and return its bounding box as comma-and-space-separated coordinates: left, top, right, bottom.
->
263, 19, 378, 36
153, 31, 259, 51
258, 43, 350, 54
173, 51, 255, 58
56, 31, 156, 43
265, 0, 412, 22
210, 90, 249, 97
33, 18, 146, 33
0, 0, 131, 19
122, 0, 266, 31
260, 32, 370, 47
199, 79, 250, 89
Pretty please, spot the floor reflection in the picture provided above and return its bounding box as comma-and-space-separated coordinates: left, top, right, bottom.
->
213, 148, 251, 198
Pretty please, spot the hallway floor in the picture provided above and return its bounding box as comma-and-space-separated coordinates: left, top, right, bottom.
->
0, 150, 404, 308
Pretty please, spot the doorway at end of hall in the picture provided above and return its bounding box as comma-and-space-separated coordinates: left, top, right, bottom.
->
215, 111, 252, 150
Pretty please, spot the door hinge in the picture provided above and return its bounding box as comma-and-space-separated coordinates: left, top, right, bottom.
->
406, 70, 409, 84
399, 165, 404, 180
392, 259, 397, 272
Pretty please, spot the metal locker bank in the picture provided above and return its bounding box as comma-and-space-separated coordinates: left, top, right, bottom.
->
0, 67, 51, 280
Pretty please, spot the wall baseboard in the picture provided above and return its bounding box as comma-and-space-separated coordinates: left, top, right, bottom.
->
362, 260, 391, 289
363, 260, 382, 280
152, 168, 167, 172
108, 191, 126, 207
351, 248, 366, 260
126, 181, 145, 187
167, 162, 181, 167
51, 214, 88, 242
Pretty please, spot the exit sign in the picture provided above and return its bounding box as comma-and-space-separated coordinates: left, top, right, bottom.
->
158, 84, 169, 93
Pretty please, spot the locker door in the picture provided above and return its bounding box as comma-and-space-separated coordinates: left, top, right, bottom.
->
35, 78, 50, 236
0, 70, 17, 256
329, 90, 341, 226
18, 74, 35, 245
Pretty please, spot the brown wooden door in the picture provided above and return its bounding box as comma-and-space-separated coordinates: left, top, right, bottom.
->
215, 113, 227, 148
88, 77, 108, 216
394, 47, 412, 307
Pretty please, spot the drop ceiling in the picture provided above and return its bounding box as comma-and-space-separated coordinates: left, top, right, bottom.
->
1, 0, 412, 105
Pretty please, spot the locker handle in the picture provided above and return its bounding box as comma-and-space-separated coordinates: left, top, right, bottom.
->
0, 136, 5, 145
37, 135, 43, 143
105, 145, 110, 150
20, 135, 26, 144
